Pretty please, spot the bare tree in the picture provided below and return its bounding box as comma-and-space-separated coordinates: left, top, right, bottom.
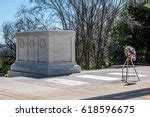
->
29, 0, 124, 69
2, 23, 16, 59
2, 5, 55, 72
15, 5, 54, 31
126, 0, 149, 4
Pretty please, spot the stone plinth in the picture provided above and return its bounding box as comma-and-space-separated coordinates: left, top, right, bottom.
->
8, 30, 81, 77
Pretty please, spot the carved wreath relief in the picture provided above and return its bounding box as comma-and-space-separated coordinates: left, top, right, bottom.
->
20, 39, 46, 49
20, 40, 25, 48
40, 39, 46, 48
29, 40, 35, 48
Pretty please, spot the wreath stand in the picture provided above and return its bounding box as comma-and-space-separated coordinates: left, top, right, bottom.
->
121, 57, 140, 84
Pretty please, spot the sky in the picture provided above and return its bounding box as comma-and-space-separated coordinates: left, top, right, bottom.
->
0, 0, 29, 44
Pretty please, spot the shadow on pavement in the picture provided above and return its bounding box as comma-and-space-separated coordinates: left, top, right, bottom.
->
83, 88, 150, 100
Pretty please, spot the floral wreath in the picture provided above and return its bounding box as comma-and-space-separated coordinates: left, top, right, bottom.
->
124, 46, 136, 61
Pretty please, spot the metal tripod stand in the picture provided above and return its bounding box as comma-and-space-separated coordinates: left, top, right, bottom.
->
122, 58, 140, 83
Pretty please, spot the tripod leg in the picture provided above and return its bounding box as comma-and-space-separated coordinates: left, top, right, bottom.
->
122, 58, 128, 82
125, 59, 129, 83
131, 60, 140, 81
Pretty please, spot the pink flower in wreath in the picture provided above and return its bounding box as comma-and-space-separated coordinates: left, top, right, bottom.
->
124, 46, 136, 61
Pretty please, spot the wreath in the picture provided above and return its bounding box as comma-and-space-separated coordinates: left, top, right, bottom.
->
124, 46, 136, 61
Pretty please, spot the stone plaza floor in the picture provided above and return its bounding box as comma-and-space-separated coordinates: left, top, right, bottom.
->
0, 66, 150, 100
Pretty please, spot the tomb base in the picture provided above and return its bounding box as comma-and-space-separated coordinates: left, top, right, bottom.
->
8, 61, 80, 78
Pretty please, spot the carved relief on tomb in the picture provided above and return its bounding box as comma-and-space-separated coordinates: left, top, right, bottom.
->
27, 37, 38, 62
18, 37, 28, 61
20, 40, 25, 48
38, 38, 48, 63
40, 39, 46, 48
29, 40, 35, 48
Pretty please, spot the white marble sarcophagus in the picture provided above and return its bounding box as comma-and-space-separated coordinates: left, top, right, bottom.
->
8, 30, 81, 77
